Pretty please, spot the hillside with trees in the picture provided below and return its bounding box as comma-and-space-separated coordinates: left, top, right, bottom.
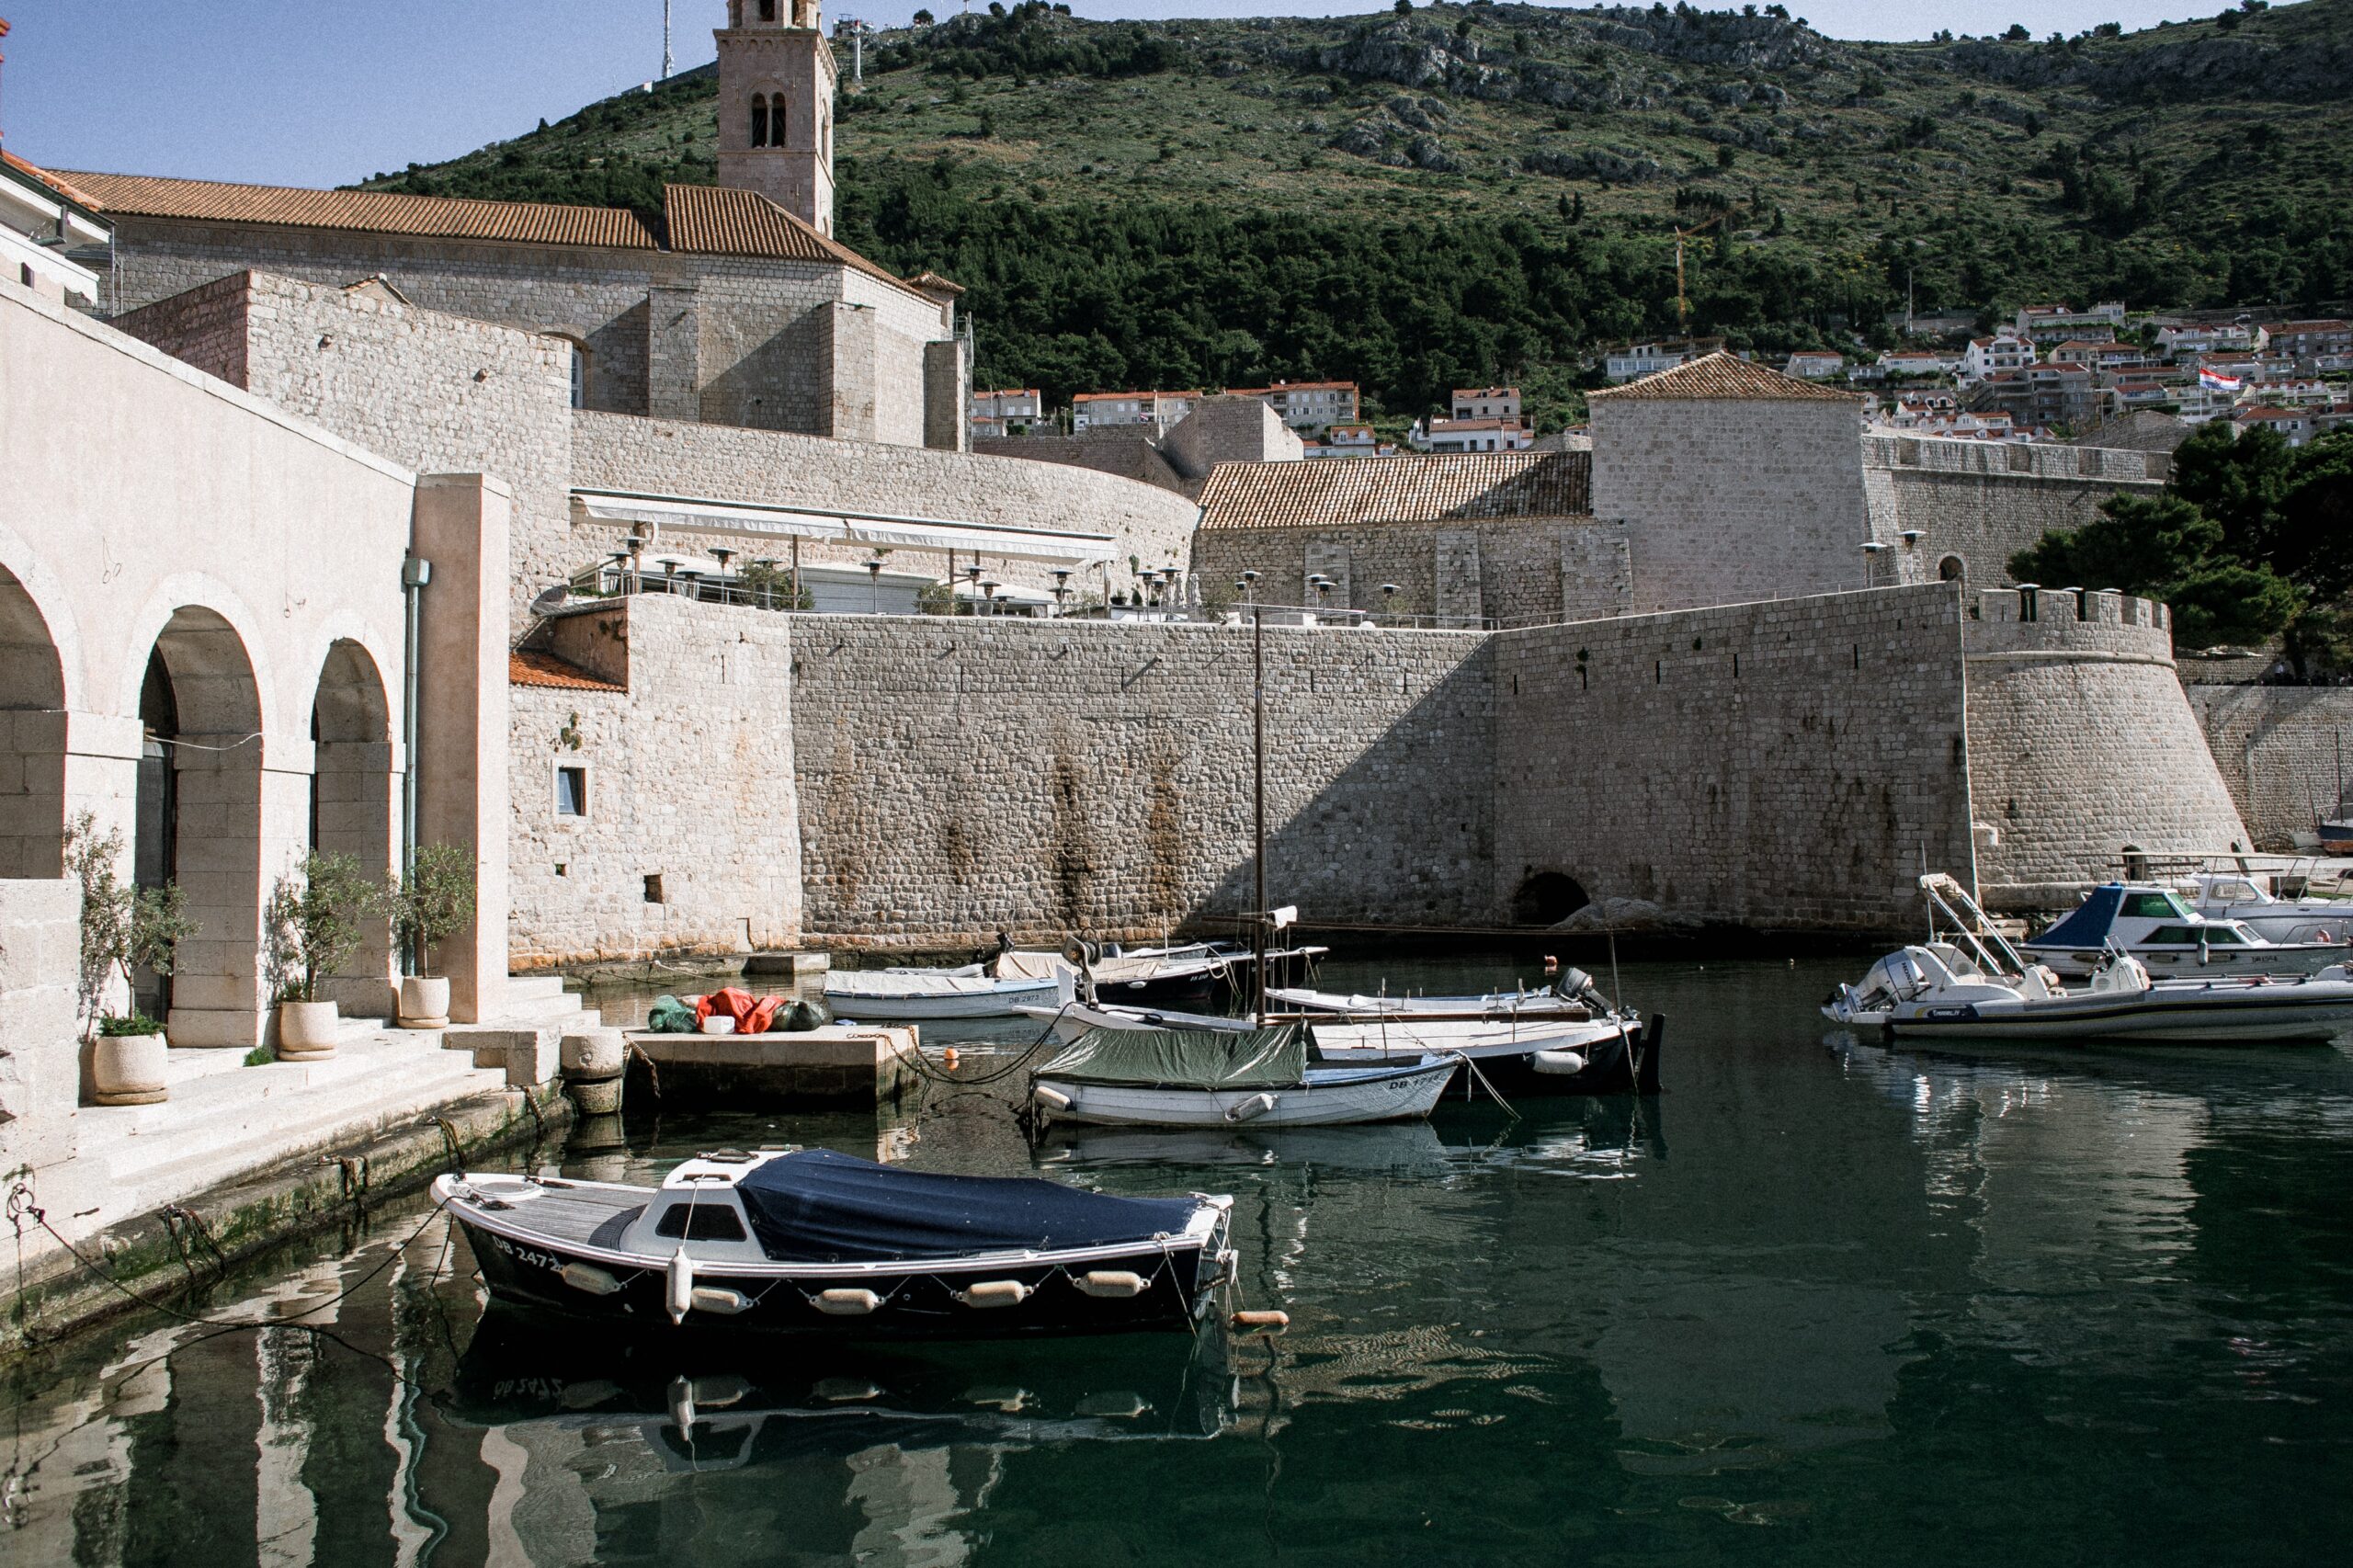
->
360, 0, 2353, 428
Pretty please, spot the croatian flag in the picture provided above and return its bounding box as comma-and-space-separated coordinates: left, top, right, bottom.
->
2200, 368, 2243, 392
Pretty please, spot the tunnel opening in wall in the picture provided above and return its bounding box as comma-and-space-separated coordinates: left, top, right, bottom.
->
1511, 871, 1590, 926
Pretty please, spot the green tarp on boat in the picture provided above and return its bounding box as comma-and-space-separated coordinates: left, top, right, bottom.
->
1037, 1027, 1306, 1089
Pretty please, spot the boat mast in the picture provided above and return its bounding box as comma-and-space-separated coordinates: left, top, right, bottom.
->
1252, 585, 1267, 1023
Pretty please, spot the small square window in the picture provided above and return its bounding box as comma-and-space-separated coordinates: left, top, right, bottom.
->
643, 873, 665, 904
555, 766, 587, 817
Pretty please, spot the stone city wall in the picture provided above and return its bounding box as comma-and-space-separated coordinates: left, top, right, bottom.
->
97, 218, 948, 444
1492, 583, 1978, 933
571, 411, 1203, 603
1962, 587, 2248, 902
2185, 686, 2353, 850
507, 595, 801, 969
118, 271, 576, 637
1591, 398, 1873, 615
1190, 517, 1631, 626
1862, 433, 2169, 593
789, 617, 1496, 947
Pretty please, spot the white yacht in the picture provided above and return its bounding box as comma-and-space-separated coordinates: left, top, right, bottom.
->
2018, 882, 2351, 977
2174, 870, 2353, 946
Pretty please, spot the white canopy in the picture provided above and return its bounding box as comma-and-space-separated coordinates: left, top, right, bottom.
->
572, 489, 1120, 566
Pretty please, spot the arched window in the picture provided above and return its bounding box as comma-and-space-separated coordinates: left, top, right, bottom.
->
750, 95, 770, 148
1938, 554, 1965, 583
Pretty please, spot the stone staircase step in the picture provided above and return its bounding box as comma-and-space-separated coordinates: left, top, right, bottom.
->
505, 975, 573, 1005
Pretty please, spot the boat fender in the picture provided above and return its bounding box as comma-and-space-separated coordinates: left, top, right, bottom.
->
689, 1285, 750, 1316
1231, 1310, 1290, 1332
1224, 1092, 1278, 1122
665, 1246, 694, 1325
1031, 1084, 1073, 1113
1075, 1270, 1148, 1298
559, 1261, 622, 1297
958, 1279, 1030, 1308
814, 1287, 882, 1315
668, 1376, 697, 1435
1532, 1048, 1587, 1076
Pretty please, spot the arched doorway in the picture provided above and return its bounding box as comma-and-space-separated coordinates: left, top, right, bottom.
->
1938, 554, 1965, 584
142, 608, 266, 1048
311, 641, 396, 1018
0, 562, 68, 880
1511, 870, 1591, 927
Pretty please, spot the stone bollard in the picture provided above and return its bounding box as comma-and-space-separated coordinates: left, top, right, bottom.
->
560, 1028, 628, 1116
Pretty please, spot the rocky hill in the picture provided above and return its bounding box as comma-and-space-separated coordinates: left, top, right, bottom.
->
362, 1, 2353, 426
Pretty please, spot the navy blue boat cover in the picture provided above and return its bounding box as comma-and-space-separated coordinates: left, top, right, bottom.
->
737, 1149, 1206, 1263
2030, 883, 2124, 949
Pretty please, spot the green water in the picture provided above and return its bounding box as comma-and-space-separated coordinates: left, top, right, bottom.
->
6, 953, 2353, 1566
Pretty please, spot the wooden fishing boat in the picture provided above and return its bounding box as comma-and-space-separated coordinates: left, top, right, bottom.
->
824, 963, 1071, 1020
437, 1147, 1233, 1338
1027, 1026, 1455, 1130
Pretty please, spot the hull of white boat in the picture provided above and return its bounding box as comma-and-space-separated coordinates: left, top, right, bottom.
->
1309, 1015, 1631, 1061
2021, 941, 2348, 979
825, 978, 1061, 1019
1265, 986, 1583, 1017
1033, 1060, 1456, 1128
1828, 984, 2353, 1043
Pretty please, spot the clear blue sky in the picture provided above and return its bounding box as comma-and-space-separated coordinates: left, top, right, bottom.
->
0, 2, 2288, 188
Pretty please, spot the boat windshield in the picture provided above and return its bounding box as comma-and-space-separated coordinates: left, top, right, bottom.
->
2120, 891, 2192, 920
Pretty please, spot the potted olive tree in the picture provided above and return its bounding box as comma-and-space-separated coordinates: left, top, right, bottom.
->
263, 850, 377, 1059
390, 842, 477, 1029
65, 812, 197, 1105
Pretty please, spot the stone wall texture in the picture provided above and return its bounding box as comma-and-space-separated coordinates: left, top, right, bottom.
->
1963, 587, 2249, 899
571, 411, 1203, 602
2186, 686, 2353, 850
789, 616, 1496, 946
1862, 434, 2170, 592
1592, 398, 1873, 614
507, 595, 801, 968
1191, 517, 1629, 626
1491, 583, 1978, 932
116, 271, 575, 635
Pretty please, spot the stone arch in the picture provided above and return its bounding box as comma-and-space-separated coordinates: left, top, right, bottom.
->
311, 640, 398, 1017
0, 561, 70, 879
144, 606, 269, 1048
1938, 554, 1965, 584
1511, 870, 1591, 927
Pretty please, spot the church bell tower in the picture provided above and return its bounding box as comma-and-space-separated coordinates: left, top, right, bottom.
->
716, 0, 836, 235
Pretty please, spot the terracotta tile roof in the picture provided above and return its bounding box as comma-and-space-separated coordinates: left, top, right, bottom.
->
509, 650, 623, 693
1, 150, 105, 212
1588, 350, 1861, 403
1198, 451, 1591, 531
904, 268, 965, 296
659, 185, 921, 296
58, 169, 660, 248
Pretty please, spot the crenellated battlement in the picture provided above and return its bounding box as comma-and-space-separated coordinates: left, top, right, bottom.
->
1963, 585, 2175, 662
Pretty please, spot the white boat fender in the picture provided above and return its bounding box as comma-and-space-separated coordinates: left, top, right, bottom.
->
958, 1279, 1030, 1308
559, 1261, 622, 1297
1232, 1309, 1290, 1332
1031, 1084, 1073, 1113
1224, 1092, 1278, 1123
814, 1287, 882, 1315
689, 1285, 750, 1316
1532, 1048, 1588, 1076
1075, 1269, 1148, 1299
668, 1375, 696, 1435
665, 1246, 694, 1325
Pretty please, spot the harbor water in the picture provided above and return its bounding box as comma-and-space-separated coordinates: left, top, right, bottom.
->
6, 952, 2351, 1565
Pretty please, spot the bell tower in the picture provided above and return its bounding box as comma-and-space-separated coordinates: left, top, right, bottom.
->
716, 0, 836, 235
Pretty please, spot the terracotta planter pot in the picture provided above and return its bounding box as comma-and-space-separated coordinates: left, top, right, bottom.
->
399, 975, 451, 1029
278, 999, 340, 1059
91, 1032, 168, 1106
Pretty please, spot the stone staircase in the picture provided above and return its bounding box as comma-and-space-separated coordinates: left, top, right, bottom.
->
68, 977, 606, 1234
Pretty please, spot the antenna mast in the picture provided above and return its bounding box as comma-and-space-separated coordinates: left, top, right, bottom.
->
662, 0, 674, 79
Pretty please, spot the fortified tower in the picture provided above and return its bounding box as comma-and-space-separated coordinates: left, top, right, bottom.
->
716, 0, 836, 236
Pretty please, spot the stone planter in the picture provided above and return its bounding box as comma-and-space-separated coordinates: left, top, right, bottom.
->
91, 1032, 169, 1106
278, 999, 340, 1059
399, 975, 451, 1030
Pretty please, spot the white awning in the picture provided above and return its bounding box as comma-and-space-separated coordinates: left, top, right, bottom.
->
571, 488, 1119, 565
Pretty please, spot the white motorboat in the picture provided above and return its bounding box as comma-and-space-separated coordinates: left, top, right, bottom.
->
1003, 940, 1328, 1007
1826, 875, 2353, 1044
2174, 870, 2353, 946
1267, 976, 1593, 1017
824, 961, 1071, 1020
1028, 1026, 1458, 1129
2018, 881, 2351, 977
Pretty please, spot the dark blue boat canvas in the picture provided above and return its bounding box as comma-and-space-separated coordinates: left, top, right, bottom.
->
736, 1149, 1203, 1263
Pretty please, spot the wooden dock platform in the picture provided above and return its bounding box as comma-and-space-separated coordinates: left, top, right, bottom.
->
622, 1023, 921, 1108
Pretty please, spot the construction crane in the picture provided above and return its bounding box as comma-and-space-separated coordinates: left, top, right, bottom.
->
1673, 210, 1731, 330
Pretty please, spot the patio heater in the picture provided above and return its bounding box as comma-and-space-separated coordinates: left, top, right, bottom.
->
1051, 567, 1072, 616
982, 579, 1002, 617
710, 547, 734, 602
964, 562, 985, 615
866, 555, 885, 615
